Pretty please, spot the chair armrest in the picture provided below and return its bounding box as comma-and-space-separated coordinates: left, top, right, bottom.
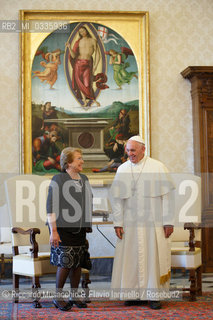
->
184, 223, 202, 252
12, 227, 40, 258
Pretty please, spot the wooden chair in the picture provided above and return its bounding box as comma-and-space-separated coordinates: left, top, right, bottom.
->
171, 174, 202, 301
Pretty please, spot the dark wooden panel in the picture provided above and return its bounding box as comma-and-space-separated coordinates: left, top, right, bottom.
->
206, 110, 213, 205
181, 67, 213, 272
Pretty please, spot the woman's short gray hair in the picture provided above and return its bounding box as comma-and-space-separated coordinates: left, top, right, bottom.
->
60, 147, 82, 171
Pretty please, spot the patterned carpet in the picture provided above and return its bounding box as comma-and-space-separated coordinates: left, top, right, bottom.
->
1, 293, 213, 320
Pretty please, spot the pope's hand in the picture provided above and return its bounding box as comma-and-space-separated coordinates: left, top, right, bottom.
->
114, 227, 124, 239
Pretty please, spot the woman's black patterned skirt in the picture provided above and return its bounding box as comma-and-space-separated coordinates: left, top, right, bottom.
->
50, 245, 85, 268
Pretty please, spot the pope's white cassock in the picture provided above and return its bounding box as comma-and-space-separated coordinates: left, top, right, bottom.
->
110, 156, 175, 299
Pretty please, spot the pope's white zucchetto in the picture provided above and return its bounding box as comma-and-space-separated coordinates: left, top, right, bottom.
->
128, 135, 145, 145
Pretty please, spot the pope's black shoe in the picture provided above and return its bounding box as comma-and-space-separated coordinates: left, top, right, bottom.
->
53, 299, 72, 311
124, 300, 148, 306
149, 300, 162, 309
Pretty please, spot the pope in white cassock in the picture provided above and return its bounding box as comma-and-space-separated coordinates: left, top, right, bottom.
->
110, 135, 175, 310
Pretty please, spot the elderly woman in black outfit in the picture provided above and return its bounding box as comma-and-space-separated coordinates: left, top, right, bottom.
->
47, 147, 92, 311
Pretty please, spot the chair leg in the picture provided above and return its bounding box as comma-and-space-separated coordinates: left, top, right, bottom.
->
82, 271, 91, 303
0, 254, 5, 279
13, 274, 19, 303
189, 269, 196, 301
196, 266, 202, 296
32, 276, 42, 308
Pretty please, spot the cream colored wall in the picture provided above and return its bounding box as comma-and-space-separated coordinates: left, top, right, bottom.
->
1, 0, 213, 173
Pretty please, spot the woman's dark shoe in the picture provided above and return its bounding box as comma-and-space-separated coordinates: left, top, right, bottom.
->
72, 300, 87, 308
53, 299, 72, 311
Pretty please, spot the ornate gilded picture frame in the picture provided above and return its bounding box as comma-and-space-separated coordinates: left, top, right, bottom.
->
20, 10, 150, 178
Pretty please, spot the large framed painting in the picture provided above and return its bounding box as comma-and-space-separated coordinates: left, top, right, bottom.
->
20, 10, 150, 178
